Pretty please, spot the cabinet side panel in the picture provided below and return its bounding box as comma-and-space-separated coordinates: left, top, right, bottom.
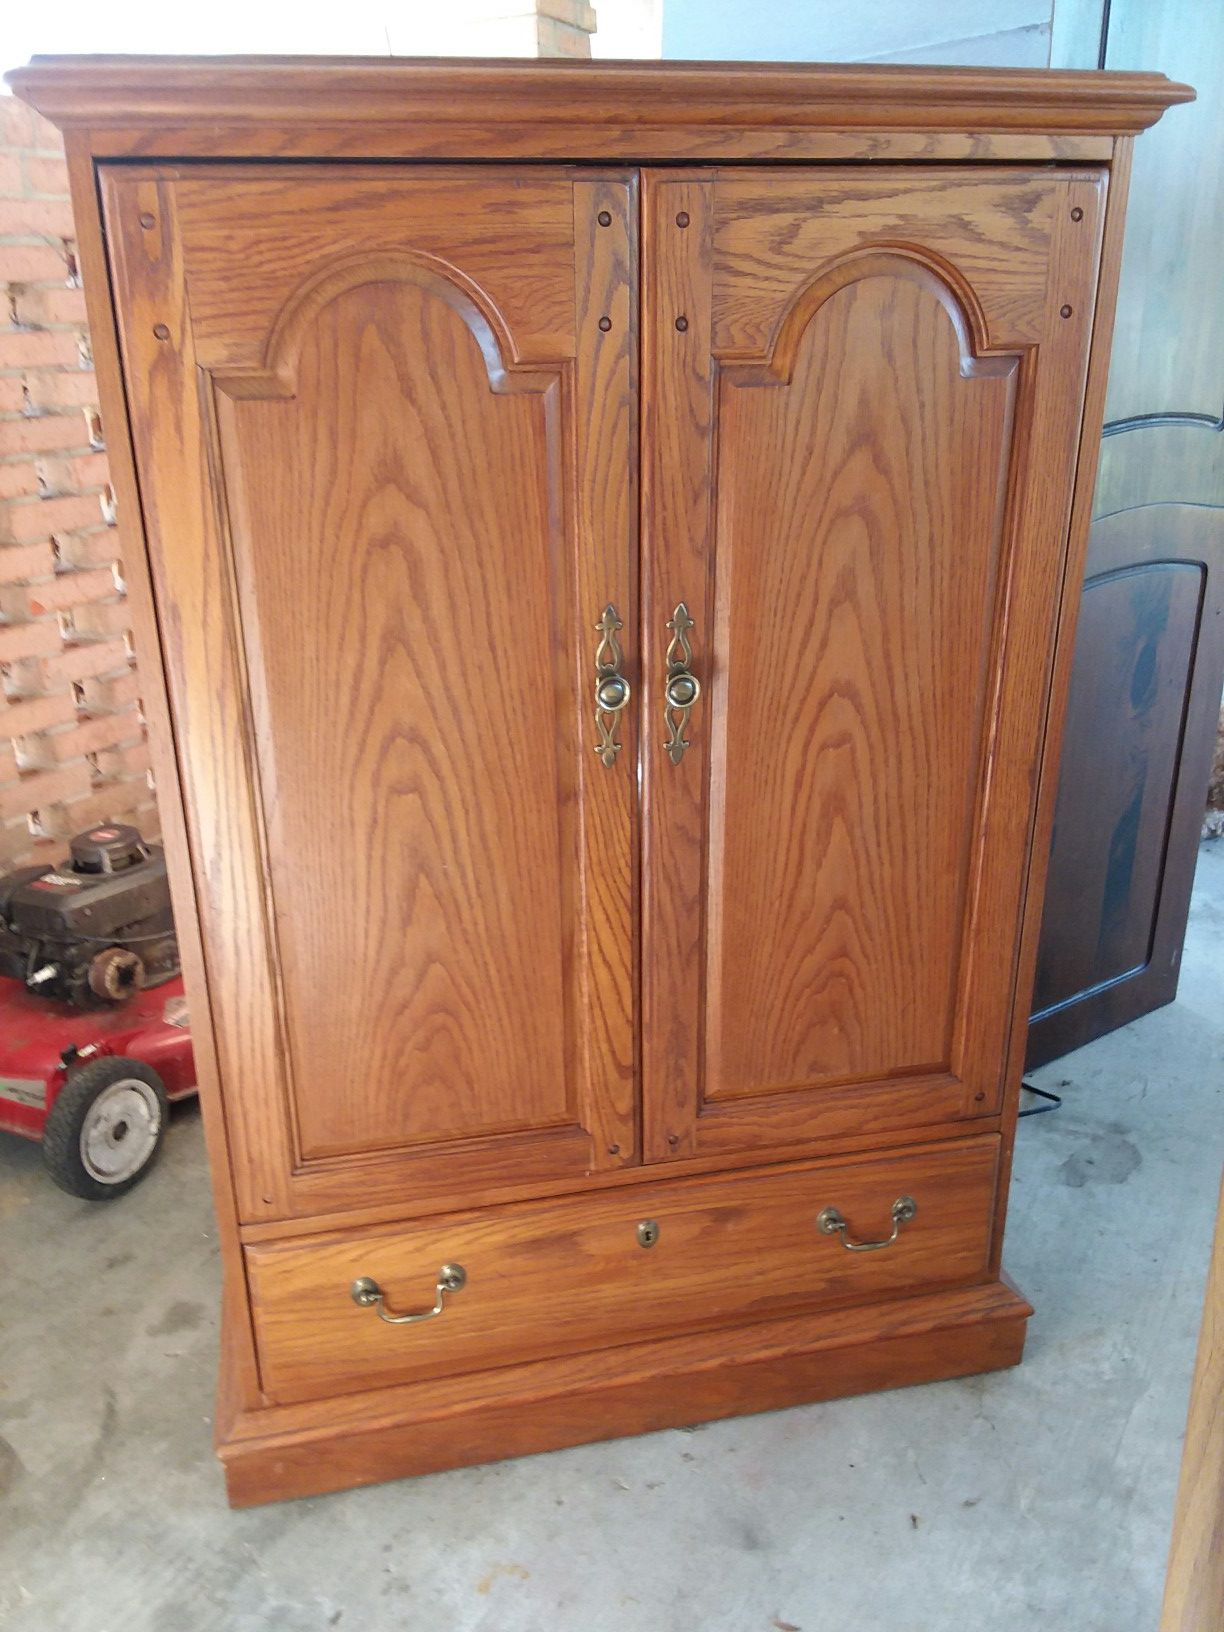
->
101, 168, 299, 1224
86, 154, 266, 1418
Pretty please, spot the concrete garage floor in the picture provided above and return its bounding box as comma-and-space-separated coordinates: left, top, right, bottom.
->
1, 845, 1221, 1632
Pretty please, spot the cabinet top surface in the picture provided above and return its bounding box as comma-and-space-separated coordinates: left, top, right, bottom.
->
7, 56, 1191, 154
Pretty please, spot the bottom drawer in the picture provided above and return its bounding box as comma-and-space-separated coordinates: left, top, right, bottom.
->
246, 1135, 1001, 1405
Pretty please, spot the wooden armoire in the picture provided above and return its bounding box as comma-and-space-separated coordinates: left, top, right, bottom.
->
9, 56, 1189, 1506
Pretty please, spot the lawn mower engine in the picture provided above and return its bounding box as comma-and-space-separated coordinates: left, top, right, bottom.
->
0, 824, 179, 1007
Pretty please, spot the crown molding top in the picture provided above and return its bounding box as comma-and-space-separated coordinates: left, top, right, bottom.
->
5, 55, 1194, 162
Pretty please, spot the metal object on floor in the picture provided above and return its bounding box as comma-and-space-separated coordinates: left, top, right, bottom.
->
1018, 1082, 1064, 1118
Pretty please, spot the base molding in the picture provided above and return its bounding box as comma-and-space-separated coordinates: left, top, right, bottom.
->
219, 1277, 1031, 1506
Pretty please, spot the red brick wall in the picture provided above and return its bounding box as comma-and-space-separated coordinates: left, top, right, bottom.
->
0, 95, 157, 870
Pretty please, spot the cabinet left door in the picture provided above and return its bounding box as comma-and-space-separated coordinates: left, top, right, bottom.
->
102, 165, 639, 1224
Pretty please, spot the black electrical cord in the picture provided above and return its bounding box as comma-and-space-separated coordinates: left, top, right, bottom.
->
17, 927, 175, 946
1018, 1081, 1063, 1118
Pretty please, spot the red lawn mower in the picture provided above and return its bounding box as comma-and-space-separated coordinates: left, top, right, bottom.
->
0, 824, 196, 1199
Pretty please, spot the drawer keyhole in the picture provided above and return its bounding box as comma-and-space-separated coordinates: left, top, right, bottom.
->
636, 1219, 660, 1248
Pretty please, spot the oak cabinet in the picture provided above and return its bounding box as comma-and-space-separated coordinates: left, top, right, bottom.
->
9, 55, 1189, 1507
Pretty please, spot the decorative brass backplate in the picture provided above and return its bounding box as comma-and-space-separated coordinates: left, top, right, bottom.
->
594, 604, 631, 767
664, 602, 701, 764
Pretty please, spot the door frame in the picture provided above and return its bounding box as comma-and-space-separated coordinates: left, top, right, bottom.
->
99, 161, 642, 1224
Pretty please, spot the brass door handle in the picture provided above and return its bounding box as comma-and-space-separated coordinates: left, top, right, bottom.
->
594, 604, 631, 767
664, 602, 700, 764
350, 1264, 467, 1325
816, 1196, 917, 1252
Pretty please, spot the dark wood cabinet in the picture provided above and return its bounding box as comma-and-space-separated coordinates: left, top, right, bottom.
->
1028, 503, 1224, 1066
9, 54, 1188, 1507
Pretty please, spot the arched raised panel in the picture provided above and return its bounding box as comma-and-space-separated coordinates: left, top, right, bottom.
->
213, 273, 572, 1162
171, 169, 582, 375
709, 171, 1065, 356
724, 249, 1014, 383
212, 250, 561, 401
707, 264, 1019, 1102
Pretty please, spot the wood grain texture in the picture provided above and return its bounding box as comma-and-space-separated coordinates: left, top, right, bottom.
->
222, 1277, 1031, 1505
1160, 1171, 1224, 1632
708, 270, 1015, 1102
102, 165, 637, 1218
571, 178, 639, 1162
236, 1111, 1003, 1243
170, 168, 578, 371
1028, 504, 1224, 1067
710, 169, 1062, 351
248, 1135, 1000, 1404
7, 57, 1192, 156
219, 280, 573, 1159
643, 168, 1107, 1165
46, 125, 1125, 165
640, 173, 715, 1163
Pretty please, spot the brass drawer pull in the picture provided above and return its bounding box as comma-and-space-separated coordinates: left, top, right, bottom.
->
350, 1264, 467, 1325
664, 602, 700, 764
594, 604, 631, 767
816, 1196, 917, 1253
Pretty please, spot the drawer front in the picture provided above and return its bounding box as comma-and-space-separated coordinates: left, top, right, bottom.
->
247, 1135, 1000, 1404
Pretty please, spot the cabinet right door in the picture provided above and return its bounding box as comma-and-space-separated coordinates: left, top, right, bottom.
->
641, 167, 1107, 1163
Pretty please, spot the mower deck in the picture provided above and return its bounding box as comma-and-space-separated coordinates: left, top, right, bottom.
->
0, 974, 196, 1140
